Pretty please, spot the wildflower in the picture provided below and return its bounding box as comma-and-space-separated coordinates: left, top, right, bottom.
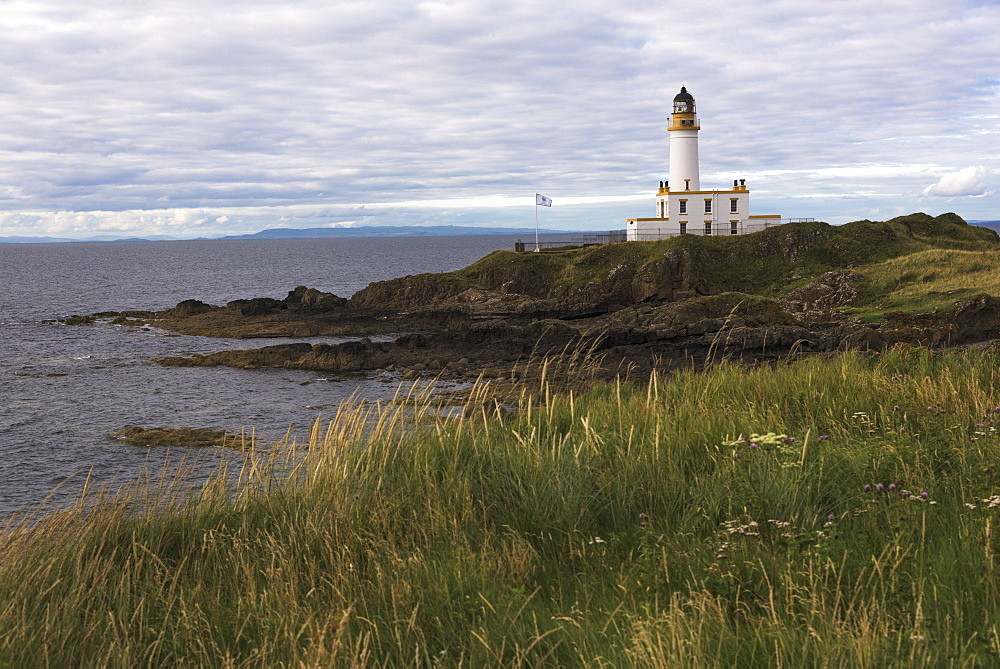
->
893, 405, 900, 410
602, 424, 609, 429
864, 484, 871, 491
900, 490, 911, 498
827, 513, 835, 521
876, 483, 884, 491
639, 513, 647, 519
889, 484, 896, 491
921, 492, 928, 498
818, 435, 829, 441
927, 406, 933, 411
734, 452, 741, 460
750, 443, 758, 448
978, 424, 985, 428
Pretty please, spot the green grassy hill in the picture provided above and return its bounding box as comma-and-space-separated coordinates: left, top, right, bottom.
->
350, 212, 999, 315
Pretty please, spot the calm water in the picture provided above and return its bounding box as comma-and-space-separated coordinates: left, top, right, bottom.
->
0, 235, 564, 518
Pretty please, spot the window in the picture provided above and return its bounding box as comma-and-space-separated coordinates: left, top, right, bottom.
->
731, 221, 739, 235
704, 199, 712, 213
704, 221, 712, 235
679, 223, 687, 234
679, 200, 687, 214
660, 201, 666, 217
730, 199, 738, 213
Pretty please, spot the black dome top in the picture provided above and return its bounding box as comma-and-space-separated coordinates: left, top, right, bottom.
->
673, 86, 694, 101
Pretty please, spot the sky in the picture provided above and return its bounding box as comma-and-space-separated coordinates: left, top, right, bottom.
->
0, 0, 997, 239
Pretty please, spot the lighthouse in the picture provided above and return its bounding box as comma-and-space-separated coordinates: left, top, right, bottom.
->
627, 87, 782, 240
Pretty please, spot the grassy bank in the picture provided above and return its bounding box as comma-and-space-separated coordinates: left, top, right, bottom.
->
847, 249, 1000, 320
4, 347, 1000, 665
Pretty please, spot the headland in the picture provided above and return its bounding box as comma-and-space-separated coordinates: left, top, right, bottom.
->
67, 212, 1000, 388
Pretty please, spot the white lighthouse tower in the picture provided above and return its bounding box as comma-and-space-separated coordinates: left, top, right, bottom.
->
627, 87, 781, 240
668, 86, 700, 192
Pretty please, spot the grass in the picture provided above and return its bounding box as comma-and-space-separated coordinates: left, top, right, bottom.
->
447, 213, 999, 304
5, 347, 1000, 665
847, 249, 1000, 321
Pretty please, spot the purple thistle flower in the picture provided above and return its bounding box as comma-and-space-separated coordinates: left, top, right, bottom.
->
876, 483, 884, 491
889, 484, 896, 491
893, 405, 900, 411
750, 443, 758, 448
921, 492, 928, 498
864, 484, 871, 491
827, 513, 835, 521
734, 452, 741, 460
639, 513, 647, 519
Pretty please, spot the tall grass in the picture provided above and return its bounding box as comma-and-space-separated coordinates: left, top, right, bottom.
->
3, 347, 1000, 665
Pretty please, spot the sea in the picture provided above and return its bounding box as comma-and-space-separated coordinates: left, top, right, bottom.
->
0, 234, 568, 520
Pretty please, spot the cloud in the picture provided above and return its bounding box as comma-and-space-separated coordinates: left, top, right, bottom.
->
0, 0, 997, 236
923, 166, 998, 197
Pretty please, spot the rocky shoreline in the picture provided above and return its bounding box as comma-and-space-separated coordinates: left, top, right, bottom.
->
63, 214, 1000, 387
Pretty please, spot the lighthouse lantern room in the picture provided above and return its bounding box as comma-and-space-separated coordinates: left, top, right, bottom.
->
627, 87, 781, 240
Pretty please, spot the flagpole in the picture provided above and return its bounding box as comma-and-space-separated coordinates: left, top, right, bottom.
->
535, 202, 540, 252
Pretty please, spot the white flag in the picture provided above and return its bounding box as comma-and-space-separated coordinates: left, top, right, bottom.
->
536, 193, 552, 207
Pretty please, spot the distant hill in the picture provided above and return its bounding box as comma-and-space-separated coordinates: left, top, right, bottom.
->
0, 225, 576, 244
217, 225, 575, 240
970, 220, 1000, 233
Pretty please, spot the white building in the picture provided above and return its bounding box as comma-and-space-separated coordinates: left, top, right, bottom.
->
627, 87, 781, 241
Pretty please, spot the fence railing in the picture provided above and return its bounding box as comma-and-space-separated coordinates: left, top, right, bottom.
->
513, 219, 814, 251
